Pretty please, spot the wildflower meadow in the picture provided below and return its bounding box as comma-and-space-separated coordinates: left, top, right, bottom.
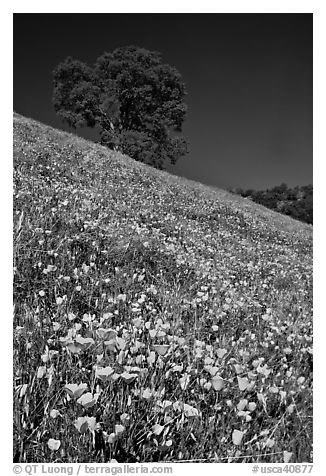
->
13, 113, 313, 463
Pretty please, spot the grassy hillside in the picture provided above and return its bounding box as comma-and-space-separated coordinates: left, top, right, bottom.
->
13, 112, 313, 463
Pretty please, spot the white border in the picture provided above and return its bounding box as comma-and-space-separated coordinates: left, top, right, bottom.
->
8, 1, 316, 14
3, 2, 324, 475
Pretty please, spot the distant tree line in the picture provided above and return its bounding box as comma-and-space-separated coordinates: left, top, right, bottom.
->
230, 183, 313, 224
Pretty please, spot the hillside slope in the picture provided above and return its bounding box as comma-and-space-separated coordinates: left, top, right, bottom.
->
13, 113, 312, 463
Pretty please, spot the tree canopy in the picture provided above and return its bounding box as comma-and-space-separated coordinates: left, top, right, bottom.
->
52, 46, 188, 169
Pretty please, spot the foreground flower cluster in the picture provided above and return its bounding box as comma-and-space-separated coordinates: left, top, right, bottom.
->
13, 113, 312, 463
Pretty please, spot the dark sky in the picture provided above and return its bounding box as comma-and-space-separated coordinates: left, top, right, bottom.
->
13, 13, 312, 190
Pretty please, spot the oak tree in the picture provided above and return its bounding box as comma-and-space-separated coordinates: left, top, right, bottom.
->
53, 46, 188, 169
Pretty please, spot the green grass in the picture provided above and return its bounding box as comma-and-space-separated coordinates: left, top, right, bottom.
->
13, 112, 313, 463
